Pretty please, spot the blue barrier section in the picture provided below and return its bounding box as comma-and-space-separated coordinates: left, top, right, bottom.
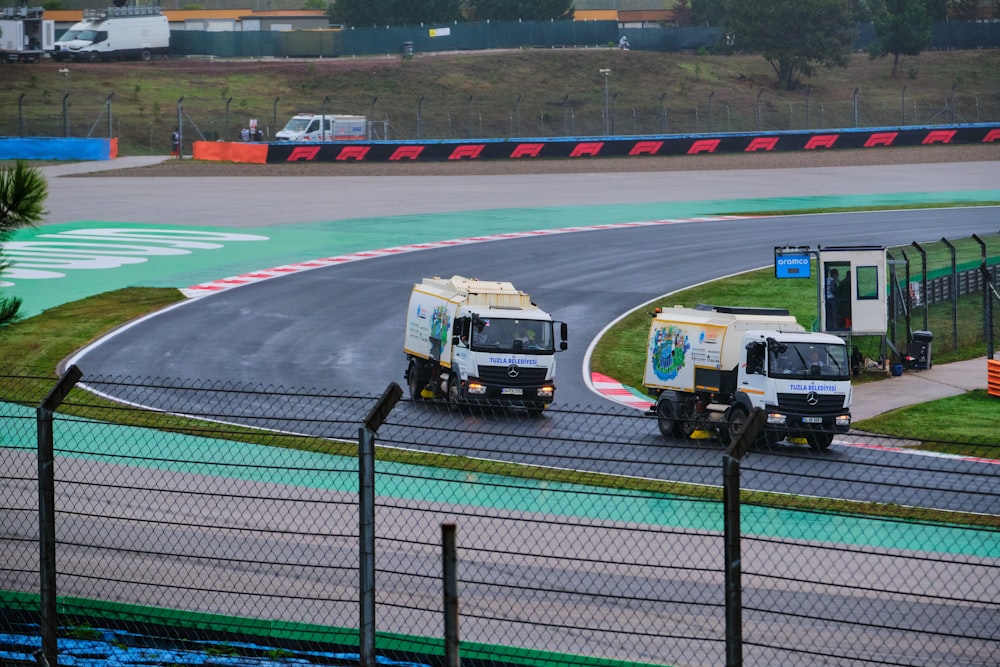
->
0, 137, 113, 161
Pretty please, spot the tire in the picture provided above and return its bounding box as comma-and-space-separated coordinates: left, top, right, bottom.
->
720, 404, 748, 447
656, 400, 681, 439
807, 431, 834, 451
406, 360, 425, 400
87, 51, 99, 63
141, 49, 152, 62
446, 372, 462, 406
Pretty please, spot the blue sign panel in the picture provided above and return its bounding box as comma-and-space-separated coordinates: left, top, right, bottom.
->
775, 252, 812, 279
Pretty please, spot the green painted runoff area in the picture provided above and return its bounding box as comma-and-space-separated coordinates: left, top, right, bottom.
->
8, 190, 998, 318
2, 402, 994, 558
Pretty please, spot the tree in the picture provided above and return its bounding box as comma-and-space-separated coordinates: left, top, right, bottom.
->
724, 0, 859, 89
868, 0, 933, 78
0, 161, 48, 328
467, 0, 574, 21
691, 0, 727, 26
673, 0, 693, 26
329, 0, 462, 26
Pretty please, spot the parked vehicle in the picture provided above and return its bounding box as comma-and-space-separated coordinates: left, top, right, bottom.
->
0, 4, 54, 63
52, 5, 168, 62
644, 304, 851, 450
404, 275, 567, 414
274, 114, 368, 142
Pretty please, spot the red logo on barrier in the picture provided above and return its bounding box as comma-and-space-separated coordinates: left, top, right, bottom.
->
983, 129, 1000, 143
864, 132, 898, 147
688, 139, 720, 154
922, 130, 957, 145
449, 144, 485, 160
287, 146, 321, 162
629, 141, 663, 156
570, 142, 604, 157
390, 146, 424, 161
337, 146, 370, 161
511, 143, 544, 158
804, 135, 838, 149
746, 137, 779, 152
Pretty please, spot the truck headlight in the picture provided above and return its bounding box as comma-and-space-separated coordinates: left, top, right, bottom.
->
467, 382, 487, 395
835, 414, 851, 427
537, 385, 554, 398
766, 412, 787, 425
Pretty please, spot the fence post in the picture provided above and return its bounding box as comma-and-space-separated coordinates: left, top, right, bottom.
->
358, 383, 402, 667
973, 234, 988, 347
442, 523, 459, 667
723, 408, 764, 667
941, 237, 958, 350
911, 241, 928, 332
36, 365, 82, 667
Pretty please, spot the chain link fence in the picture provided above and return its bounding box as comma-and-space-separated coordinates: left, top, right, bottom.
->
2, 370, 997, 666
3, 82, 998, 156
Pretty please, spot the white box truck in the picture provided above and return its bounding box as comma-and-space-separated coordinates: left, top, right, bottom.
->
275, 113, 368, 142
0, 5, 54, 63
644, 305, 852, 450
404, 276, 568, 414
52, 6, 168, 62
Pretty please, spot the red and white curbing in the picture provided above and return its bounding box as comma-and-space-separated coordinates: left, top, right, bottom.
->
181, 216, 751, 297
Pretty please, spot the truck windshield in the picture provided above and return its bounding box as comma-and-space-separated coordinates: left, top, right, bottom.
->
57, 30, 81, 42
769, 342, 850, 380
281, 118, 312, 132
471, 318, 554, 354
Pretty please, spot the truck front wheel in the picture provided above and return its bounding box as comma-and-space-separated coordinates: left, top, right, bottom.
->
446, 373, 462, 406
807, 431, 834, 451
720, 404, 747, 447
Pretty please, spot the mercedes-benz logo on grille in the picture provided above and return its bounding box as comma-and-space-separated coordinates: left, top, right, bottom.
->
507, 364, 520, 378
806, 391, 820, 406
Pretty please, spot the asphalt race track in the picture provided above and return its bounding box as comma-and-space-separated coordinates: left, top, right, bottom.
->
69, 204, 999, 514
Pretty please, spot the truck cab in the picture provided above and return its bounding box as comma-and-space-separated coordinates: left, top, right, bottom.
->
736, 331, 852, 449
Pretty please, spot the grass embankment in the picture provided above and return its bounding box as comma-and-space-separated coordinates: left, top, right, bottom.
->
0, 48, 998, 154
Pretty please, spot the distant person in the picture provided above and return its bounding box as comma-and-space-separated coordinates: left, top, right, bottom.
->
170, 128, 180, 158
619, 35, 630, 50
254, 127, 263, 141
825, 268, 840, 330
240, 126, 250, 142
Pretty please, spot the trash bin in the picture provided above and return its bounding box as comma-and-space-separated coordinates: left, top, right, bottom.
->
907, 330, 933, 370
402, 41, 414, 58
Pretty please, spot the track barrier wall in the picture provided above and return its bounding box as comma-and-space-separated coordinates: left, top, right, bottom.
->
989, 359, 1000, 397
191, 123, 1000, 164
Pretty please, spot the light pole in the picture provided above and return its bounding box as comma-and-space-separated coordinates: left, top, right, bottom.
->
599, 68, 611, 135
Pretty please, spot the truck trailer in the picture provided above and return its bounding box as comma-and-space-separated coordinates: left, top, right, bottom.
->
0, 5, 54, 63
52, 5, 169, 62
644, 305, 852, 450
404, 276, 568, 414
275, 113, 368, 142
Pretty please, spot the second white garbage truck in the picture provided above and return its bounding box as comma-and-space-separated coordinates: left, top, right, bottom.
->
644, 304, 852, 450
404, 276, 567, 414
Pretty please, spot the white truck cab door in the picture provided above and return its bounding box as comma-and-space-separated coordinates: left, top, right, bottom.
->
739, 341, 768, 408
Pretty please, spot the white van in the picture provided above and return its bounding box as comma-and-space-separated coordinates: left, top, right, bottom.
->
53, 6, 169, 62
275, 114, 368, 142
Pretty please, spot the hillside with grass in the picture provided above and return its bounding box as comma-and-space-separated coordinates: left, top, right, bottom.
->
0, 48, 997, 155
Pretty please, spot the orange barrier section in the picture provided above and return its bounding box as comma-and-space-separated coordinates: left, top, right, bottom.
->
109, 137, 118, 159
192, 141, 268, 164
989, 359, 1000, 398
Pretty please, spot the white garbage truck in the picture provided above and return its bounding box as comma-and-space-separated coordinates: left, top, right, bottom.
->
644, 304, 852, 450
404, 276, 568, 414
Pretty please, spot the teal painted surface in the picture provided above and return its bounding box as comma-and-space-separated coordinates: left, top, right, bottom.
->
2, 402, 995, 558
7, 191, 999, 318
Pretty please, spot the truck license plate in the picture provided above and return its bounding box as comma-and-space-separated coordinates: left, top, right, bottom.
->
501, 387, 523, 396
802, 416, 823, 424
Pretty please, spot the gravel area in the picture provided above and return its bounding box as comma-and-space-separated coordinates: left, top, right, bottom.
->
91, 143, 1000, 177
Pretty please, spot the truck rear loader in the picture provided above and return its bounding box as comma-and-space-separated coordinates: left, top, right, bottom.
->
404, 276, 567, 414
644, 305, 852, 450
